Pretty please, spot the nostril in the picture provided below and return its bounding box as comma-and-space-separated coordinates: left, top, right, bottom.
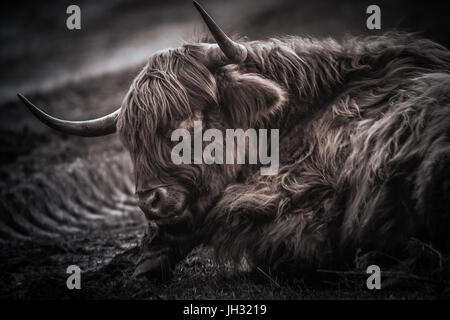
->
150, 190, 161, 209
138, 187, 171, 216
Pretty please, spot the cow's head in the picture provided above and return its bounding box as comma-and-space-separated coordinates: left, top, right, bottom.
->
18, 1, 287, 278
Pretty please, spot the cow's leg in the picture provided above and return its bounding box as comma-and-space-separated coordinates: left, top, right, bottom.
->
203, 178, 339, 274
416, 144, 450, 249
413, 75, 450, 249
133, 220, 200, 280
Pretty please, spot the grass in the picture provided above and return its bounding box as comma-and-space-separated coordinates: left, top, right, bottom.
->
1, 48, 449, 300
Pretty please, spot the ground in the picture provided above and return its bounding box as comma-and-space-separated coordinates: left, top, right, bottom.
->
1, 61, 450, 301
1, 0, 449, 299
3, 236, 449, 299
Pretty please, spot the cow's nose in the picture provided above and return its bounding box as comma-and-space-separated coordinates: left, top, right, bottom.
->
138, 187, 168, 218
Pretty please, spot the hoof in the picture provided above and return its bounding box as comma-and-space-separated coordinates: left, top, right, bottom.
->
132, 249, 174, 281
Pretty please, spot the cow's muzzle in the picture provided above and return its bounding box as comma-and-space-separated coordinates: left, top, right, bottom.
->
137, 186, 189, 223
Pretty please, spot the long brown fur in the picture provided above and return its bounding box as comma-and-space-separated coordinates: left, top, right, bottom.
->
118, 32, 450, 273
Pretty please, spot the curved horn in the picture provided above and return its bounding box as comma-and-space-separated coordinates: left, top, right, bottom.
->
193, 1, 247, 63
17, 93, 119, 137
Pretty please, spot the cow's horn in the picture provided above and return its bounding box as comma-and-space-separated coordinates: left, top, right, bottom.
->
193, 1, 247, 63
17, 93, 119, 137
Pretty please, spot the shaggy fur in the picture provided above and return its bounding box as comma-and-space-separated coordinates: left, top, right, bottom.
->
118, 32, 450, 275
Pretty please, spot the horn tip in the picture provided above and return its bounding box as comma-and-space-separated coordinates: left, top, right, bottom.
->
17, 93, 28, 104
192, 0, 247, 63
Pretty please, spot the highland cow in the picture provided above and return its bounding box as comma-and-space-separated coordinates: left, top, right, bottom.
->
18, 2, 450, 280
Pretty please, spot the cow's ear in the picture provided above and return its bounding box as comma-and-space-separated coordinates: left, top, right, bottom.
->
215, 65, 287, 128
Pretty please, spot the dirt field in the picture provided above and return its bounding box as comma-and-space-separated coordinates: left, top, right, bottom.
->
1, 0, 450, 299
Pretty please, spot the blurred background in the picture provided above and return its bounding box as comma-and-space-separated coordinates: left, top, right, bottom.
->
0, 0, 449, 299
1, 0, 449, 104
